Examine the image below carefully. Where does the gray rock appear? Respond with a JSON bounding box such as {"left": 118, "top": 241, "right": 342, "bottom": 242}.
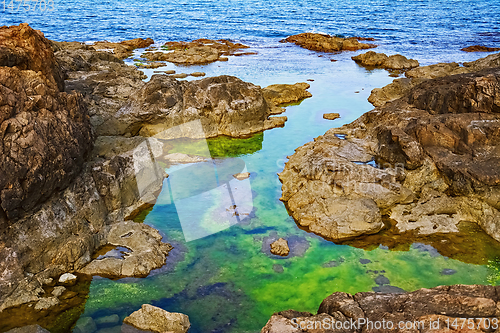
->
{"left": 51, "top": 286, "right": 66, "bottom": 297}
{"left": 95, "top": 314, "right": 120, "bottom": 326}
{"left": 441, "top": 269, "right": 457, "bottom": 275}
{"left": 374, "top": 275, "right": 390, "bottom": 286}
{"left": 5, "top": 325, "right": 50, "bottom": 333}
{"left": 34, "top": 297, "right": 59, "bottom": 310}
{"left": 73, "top": 317, "right": 97, "bottom": 333}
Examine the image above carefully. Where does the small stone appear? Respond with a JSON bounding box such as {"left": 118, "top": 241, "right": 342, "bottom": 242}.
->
{"left": 233, "top": 172, "right": 250, "bottom": 180}
{"left": 219, "top": 57, "right": 229, "bottom": 61}
{"left": 374, "top": 275, "right": 390, "bottom": 286}
{"left": 164, "top": 70, "right": 176, "bottom": 74}
{"left": 323, "top": 113, "right": 340, "bottom": 120}
{"left": 123, "top": 304, "right": 190, "bottom": 333}
{"left": 190, "top": 72, "right": 205, "bottom": 77}
{"left": 51, "top": 286, "right": 66, "bottom": 298}
{"left": 95, "top": 314, "right": 120, "bottom": 326}
{"left": 359, "top": 258, "right": 371, "bottom": 264}
{"left": 58, "top": 273, "right": 77, "bottom": 286}
{"left": 270, "top": 238, "right": 290, "bottom": 256}
{"left": 171, "top": 73, "right": 188, "bottom": 79}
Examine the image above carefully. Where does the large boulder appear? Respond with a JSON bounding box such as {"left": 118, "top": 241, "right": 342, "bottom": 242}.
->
{"left": 0, "top": 24, "right": 93, "bottom": 222}
{"left": 97, "top": 75, "right": 288, "bottom": 138}
{"left": 280, "top": 66, "right": 500, "bottom": 242}
{"left": 282, "top": 33, "right": 376, "bottom": 52}
{"left": 124, "top": 304, "right": 190, "bottom": 333}
{"left": 352, "top": 51, "right": 419, "bottom": 70}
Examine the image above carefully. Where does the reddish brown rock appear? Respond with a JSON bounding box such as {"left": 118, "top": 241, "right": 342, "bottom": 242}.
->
{"left": 282, "top": 33, "right": 377, "bottom": 52}
{"left": 461, "top": 45, "right": 500, "bottom": 52}
{"left": 352, "top": 51, "right": 419, "bottom": 70}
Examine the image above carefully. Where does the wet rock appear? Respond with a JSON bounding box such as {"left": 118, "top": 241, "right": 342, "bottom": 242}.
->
{"left": 461, "top": 45, "right": 500, "bottom": 52}
{"left": 190, "top": 72, "right": 206, "bottom": 77}
{"left": 372, "top": 285, "right": 406, "bottom": 293}
{"left": 142, "top": 39, "right": 250, "bottom": 65}
{"left": 282, "top": 33, "right": 376, "bottom": 52}
{"left": 233, "top": 172, "right": 250, "bottom": 180}
{"left": 374, "top": 275, "right": 390, "bottom": 286}
{"left": 368, "top": 77, "right": 425, "bottom": 107}
{"left": 5, "top": 325, "right": 50, "bottom": 333}
{"left": 352, "top": 51, "right": 419, "bottom": 70}
{"left": 270, "top": 238, "right": 290, "bottom": 256}
{"left": 171, "top": 73, "right": 188, "bottom": 79}
{"left": 359, "top": 259, "right": 371, "bottom": 264}
{"left": 323, "top": 113, "right": 340, "bottom": 120}
{"left": 58, "top": 273, "right": 77, "bottom": 286}
{"left": 136, "top": 62, "right": 166, "bottom": 69}
{"left": 91, "top": 38, "right": 154, "bottom": 59}
{"left": 78, "top": 221, "right": 172, "bottom": 278}
{"left": 123, "top": 304, "right": 190, "bottom": 333}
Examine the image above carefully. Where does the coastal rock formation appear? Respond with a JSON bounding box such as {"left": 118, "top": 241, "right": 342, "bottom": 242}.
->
{"left": 279, "top": 65, "right": 500, "bottom": 242}
{"left": 91, "top": 38, "right": 154, "bottom": 59}
{"left": 142, "top": 38, "right": 252, "bottom": 65}
{"left": 124, "top": 304, "right": 190, "bottom": 333}
{"left": 461, "top": 45, "right": 500, "bottom": 52}
{"left": 98, "top": 74, "right": 287, "bottom": 138}
{"left": 262, "top": 285, "right": 500, "bottom": 333}
{"left": 368, "top": 52, "right": 500, "bottom": 107}
{"left": 282, "top": 33, "right": 376, "bottom": 52}
{"left": 352, "top": 51, "right": 419, "bottom": 70}
{"left": 270, "top": 238, "right": 290, "bottom": 256}
{"left": 262, "top": 83, "right": 312, "bottom": 106}
{"left": 78, "top": 221, "right": 173, "bottom": 278}
{"left": 0, "top": 24, "right": 93, "bottom": 222}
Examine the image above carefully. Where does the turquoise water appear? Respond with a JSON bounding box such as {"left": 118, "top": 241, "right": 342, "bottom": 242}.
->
{"left": 4, "top": 1, "right": 500, "bottom": 332}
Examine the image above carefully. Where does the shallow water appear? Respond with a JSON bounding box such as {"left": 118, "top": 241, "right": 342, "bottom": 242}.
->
{"left": 4, "top": 1, "right": 500, "bottom": 332}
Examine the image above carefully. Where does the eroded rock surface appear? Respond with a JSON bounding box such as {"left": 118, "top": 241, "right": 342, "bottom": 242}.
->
{"left": 280, "top": 65, "right": 500, "bottom": 242}
{"left": 78, "top": 221, "right": 172, "bottom": 278}
{"left": 369, "top": 52, "right": 500, "bottom": 107}
{"left": 262, "top": 285, "right": 500, "bottom": 333}
{"left": 270, "top": 238, "right": 290, "bottom": 256}
{"left": 352, "top": 51, "right": 419, "bottom": 70}
{"left": 91, "top": 38, "right": 154, "bottom": 59}
{"left": 282, "top": 33, "right": 376, "bottom": 52}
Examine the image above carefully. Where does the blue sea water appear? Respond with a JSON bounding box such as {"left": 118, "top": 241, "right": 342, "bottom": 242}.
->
{"left": 3, "top": 1, "right": 500, "bottom": 333}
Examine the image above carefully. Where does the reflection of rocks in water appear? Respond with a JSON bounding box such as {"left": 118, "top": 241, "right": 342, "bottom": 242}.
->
{"left": 262, "top": 231, "right": 310, "bottom": 258}
{"left": 441, "top": 269, "right": 457, "bottom": 276}
{"left": 339, "top": 220, "right": 500, "bottom": 265}
{"left": 0, "top": 275, "right": 92, "bottom": 333}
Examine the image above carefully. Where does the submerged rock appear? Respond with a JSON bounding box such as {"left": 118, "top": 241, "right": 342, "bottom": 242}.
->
{"left": 233, "top": 172, "right": 251, "bottom": 180}
{"left": 352, "top": 51, "right": 419, "bottom": 70}
{"left": 270, "top": 238, "right": 290, "bottom": 256}
{"left": 5, "top": 325, "right": 50, "bottom": 333}
{"left": 123, "top": 304, "right": 190, "bottom": 333}
{"left": 262, "top": 285, "right": 499, "bottom": 332}
{"left": 282, "top": 33, "right": 376, "bottom": 52}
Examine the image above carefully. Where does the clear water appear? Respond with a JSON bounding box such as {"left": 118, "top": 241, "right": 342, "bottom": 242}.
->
{"left": 4, "top": 1, "right": 500, "bottom": 332}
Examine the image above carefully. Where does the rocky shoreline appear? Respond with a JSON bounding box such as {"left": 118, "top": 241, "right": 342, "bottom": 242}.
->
{"left": 2, "top": 22, "right": 500, "bottom": 333}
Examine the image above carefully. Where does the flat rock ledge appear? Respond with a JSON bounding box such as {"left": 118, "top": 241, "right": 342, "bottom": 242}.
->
{"left": 352, "top": 51, "right": 419, "bottom": 70}
{"left": 124, "top": 304, "right": 190, "bottom": 333}
{"left": 282, "top": 33, "right": 377, "bottom": 52}
{"left": 261, "top": 284, "right": 500, "bottom": 333}
{"left": 78, "top": 221, "right": 173, "bottom": 278}
{"left": 279, "top": 65, "right": 500, "bottom": 242}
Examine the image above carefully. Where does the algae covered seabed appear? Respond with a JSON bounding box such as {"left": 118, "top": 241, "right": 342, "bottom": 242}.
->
{"left": 78, "top": 47, "right": 500, "bottom": 333}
